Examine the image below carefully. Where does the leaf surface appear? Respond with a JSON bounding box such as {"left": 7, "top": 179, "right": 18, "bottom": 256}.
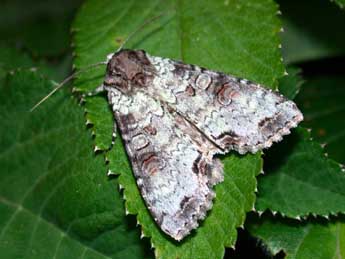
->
{"left": 247, "top": 215, "right": 345, "bottom": 259}
{"left": 256, "top": 127, "right": 345, "bottom": 218}
{"left": 333, "top": 0, "right": 345, "bottom": 9}
{"left": 249, "top": 72, "right": 345, "bottom": 258}
{"left": 296, "top": 76, "right": 345, "bottom": 164}
{"left": 0, "top": 70, "right": 152, "bottom": 259}
{"left": 279, "top": 0, "right": 345, "bottom": 64}
{"left": 279, "top": 66, "right": 303, "bottom": 100}
{"left": 0, "top": 0, "right": 82, "bottom": 57}
{"left": 255, "top": 66, "right": 345, "bottom": 218}
{"left": 0, "top": 44, "right": 72, "bottom": 82}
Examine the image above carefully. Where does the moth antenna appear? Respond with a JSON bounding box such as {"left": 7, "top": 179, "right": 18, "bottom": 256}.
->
{"left": 30, "top": 61, "right": 107, "bottom": 112}
{"left": 31, "top": 13, "right": 165, "bottom": 112}
{"left": 117, "top": 12, "right": 165, "bottom": 52}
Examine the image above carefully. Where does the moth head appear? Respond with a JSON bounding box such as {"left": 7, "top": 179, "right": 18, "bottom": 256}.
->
{"left": 104, "top": 49, "right": 154, "bottom": 94}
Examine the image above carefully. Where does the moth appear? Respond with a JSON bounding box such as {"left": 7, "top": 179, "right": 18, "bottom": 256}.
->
{"left": 91, "top": 49, "right": 302, "bottom": 241}
{"left": 32, "top": 19, "right": 303, "bottom": 242}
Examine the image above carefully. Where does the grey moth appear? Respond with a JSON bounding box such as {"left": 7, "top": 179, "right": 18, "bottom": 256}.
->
{"left": 32, "top": 46, "right": 303, "bottom": 241}
{"left": 91, "top": 49, "right": 304, "bottom": 241}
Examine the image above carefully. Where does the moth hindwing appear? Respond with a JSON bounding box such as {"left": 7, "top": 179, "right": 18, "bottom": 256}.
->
{"left": 98, "top": 49, "right": 303, "bottom": 241}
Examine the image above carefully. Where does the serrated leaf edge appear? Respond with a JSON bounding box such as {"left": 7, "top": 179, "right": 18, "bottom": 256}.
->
{"left": 256, "top": 127, "right": 345, "bottom": 220}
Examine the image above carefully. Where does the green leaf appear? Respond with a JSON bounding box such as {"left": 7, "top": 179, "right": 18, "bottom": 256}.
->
{"left": 0, "top": 0, "right": 82, "bottom": 57}
{"left": 73, "top": 0, "right": 285, "bottom": 92}
{"left": 278, "top": 66, "right": 303, "bottom": 100}
{"left": 279, "top": 0, "right": 345, "bottom": 64}
{"left": 0, "top": 70, "right": 152, "bottom": 259}
{"left": 255, "top": 127, "right": 345, "bottom": 218}
{"left": 0, "top": 45, "right": 34, "bottom": 71}
{"left": 332, "top": 0, "right": 345, "bottom": 9}
{"left": 84, "top": 96, "right": 114, "bottom": 151}
{"left": 296, "top": 76, "right": 345, "bottom": 164}
{"left": 247, "top": 215, "right": 345, "bottom": 259}
{"left": 73, "top": 0, "right": 285, "bottom": 257}
{"left": 0, "top": 44, "right": 72, "bottom": 82}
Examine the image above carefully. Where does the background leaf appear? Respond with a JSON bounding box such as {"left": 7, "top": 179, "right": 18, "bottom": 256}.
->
{"left": 278, "top": 0, "right": 345, "bottom": 64}
{"left": 73, "top": 0, "right": 285, "bottom": 258}
{"left": 247, "top": 214, "right": 345, "bottom": 259}
{"left": 278, "top": 66, "right": 303, "bottom": 100}
{"left": 255, "top": 127, "right": 345, "bottom": 218}
{"left": 332, "top": 0, "right": 345, "bottom": 9}
{"left": 0, "top": 69, "right": 152, "bottom": 259}
{"left": 255, "top": 67, "right": 345, "bottom": 218}
{"left": 246, "top": 217, "right": 345, "bottom": 259}
{"left": 0, "top": 44, "right": 72, "bottom": 82}
{"left": 296, "top": 76, "right": 345, "bottom": 164}
{"left": 0, "top": 0, "right": 82, "bottom": 58}
{"left": 247, "top": 69, "right": 345, "bottom": 258}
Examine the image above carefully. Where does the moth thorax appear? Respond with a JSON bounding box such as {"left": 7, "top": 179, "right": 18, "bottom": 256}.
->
{"left": 104, "top": 49, "right": 154, "bottom": 94}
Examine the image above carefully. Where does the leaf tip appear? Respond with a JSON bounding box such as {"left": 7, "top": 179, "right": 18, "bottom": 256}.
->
{"left": 323, "top": 215, "right": 330, "bottom": 220}
{"left": 107, "top": 169, "right": 116, "bottom": 176}
{"left": 85, "top": 118, "right": 92, "bottom": 125}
